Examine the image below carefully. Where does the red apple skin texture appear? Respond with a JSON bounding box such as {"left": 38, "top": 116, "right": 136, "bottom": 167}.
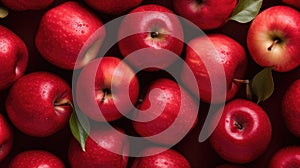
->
{"left": 0, "top": 114, "right": 13, "bottom": 162}
{"left": 182, "top": 34, "right": 247, "bottom": 103}
{"left": 76, "top": 57, "right": 140, "bottom": 121}
{"left": 247, "top": 6, "right": 300, "bottom": 72}
{"left": 173, "top": 0, "right": 237, "bottom": 30}
{"left": 132, "top": 147, "right": 191, "bottom": 168}
{"left": 35, "top": 1, "right": 105, "bottom": 70}
{"left": 118, "top": 4, "right": 184, "bottom": 70}
{"left": 282, "top": 0, "right": 300, "bottom": 9}
{"left": 269, "top": 146, "right": 300, "bottom": 168}
{"left": 1, "top": 0, "right": 54, "bottom": 11}
{"left": 8, "top": 150, "right": 65, "bottom": 168}
{"left": 5, "top": 72, "right": 72, "bottom": 137}
{"left": 84, "top": 0, "right": 142, "bottom": 15}
{"left": 68, "top": 127, "right": 129, "bottom": 168}
{"left": 282, "top": 79, "right": 300, "bottom": 137}
{"left": 0, "top": 25, "right": 28, "bottom": 90}
{"left": 209, "top": 99, "right": 272, "bottom": 164}
{"left": 133, "top": 78, "right": 198, "bottom": 145}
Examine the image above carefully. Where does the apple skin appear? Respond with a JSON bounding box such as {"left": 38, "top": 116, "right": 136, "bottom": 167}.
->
{"left": 8, "top": 150, "right": 65, "bottom": 168}
{"left": 1, "top": 0, "right": 53, "bottom": 11}
{"left": 173, "top": 0, "right": 237, "bottom": 30}
{"left": 269, "top": 146, "right": 300, "bottom": 168}
{"left": 131, "top": 147, "right": 191, "bottom": 168}
{"left": 209, "top": 99, "right": 272, "bottom": 164}
{"left": 0, "top": 114, "right": 13, "bottom": 162}
{"left": 118, "top": 4, "right": 184, "bottom": 71}
{"left": 133, "top": 78, "right": 198, "bottom": 145}
{"left": 84, "top": 0, "right": 142, "bottom": 15}
{"left": 181, "top": 34, "right": 247, "bottom": 104}
{"left": 0, "top": 25, "right": 28, "bottom": 90}
{"left": 282, "top": 0, "right": 300, "bottom": 9}
{"left": 5, "top": 72, "right": 72, "bottom": 137}
{"left": 247, "top": 6, "right": 300, "bottom": 72}
{"left": 68, "top": 126, "right": 129, "bottom": 168}
{"left": 35, "top": 1, "right": 105, "bottom": 70}
{"left": 76, "top": 56, "right": 140, "bottom": 121}
{"left": 282, "top": 79, "right": 300, "bottom": 137}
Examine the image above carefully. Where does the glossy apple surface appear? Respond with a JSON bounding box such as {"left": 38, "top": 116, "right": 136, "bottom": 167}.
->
{"left": 282, "top": 79, "right": 300, "bottom": 137}
{"left": 35, "top": 1, "right": 105, "bottom": 70}
{"left": 84, "top": 0, "right": 142, "bottom": 15}
{"left": 247, "top": 6, "right": 300, "bottom": 72}
{"left": 182, "top": 34, "right": 247, "bottom": 103}
{"left": 68, "top": 126, "right": 129, "bottom": 168}
{"left": 9, "top": 150, "right": 65, "bottom": 168}
{"left": 0, "top": 25, "right": 28, "bottom": 90}
{"left": 118, "top": 4, "right": 184, "bottom": 71}
{"left": 132, "top": 147, "right": 191, "bottom": 168}
{"left": 6, "top": 72, "right": 72, "bottom": 137}
{"left": 269, "top": 146, "right": 300, "bottom": 168}
{"left": 1, "top": 0, "right": 53, "bottom": 11}
{"left": 210, "top": 99, "right": 272, "bottom": 164}
{"left": 173, "top": 0, "right": 237, "bottom": 30}
{"left": 133, "top": 78, "right": 198, "bottom": 145}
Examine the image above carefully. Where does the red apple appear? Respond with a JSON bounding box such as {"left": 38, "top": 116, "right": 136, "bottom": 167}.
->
{"left": 0, "top": 25, "right": 28, "bottom": 90}
{"left": 133, "top": 78, "right": 198, "bottom": 145}
{"left": 1, "top": 0, "right": 53, "bottom": 11}
{"left": 76, "top": 56, "right": 139, "bottom": 121}
{"left": 247, "top": 6, "right": 300, "bottom": 72}
{"left": 35, "top": 1, "right": 105, "bottom": 70}
{"left": 118, "top": 4, "right": 184, "bottom": 71}
{"left": 209, "top": 99, "right": 272, "bottom": 164}
{"left": 9, "top": 150, "right": 65, "bottom": 168}
{"left": 68, "top": 126, "right": 129, "bottom": 168}
{"left": 132, "top": 147, "right": 191, "bottom": 168}
{"left": 6, "top": 72, "right": 72, "bottom": 137}
{"left": 282, "top": 79, "right": 300, "bottom": 137}
{"left": 173, "top": 0, "right": 237, "bottom": 30}
{"left": 282, "top": 0, "right": 300, "bottom": 9}
{"left": 84, "top": 0, "right": 142, "bottom": 15}
{"left": 181, "top": 34, "right": 247, "bottom": 104}
{"left": 269, "top": 146, "right": 300, "bottom": 168}
{"left": 0, "top": 114, "right": 13, "bottom": 162}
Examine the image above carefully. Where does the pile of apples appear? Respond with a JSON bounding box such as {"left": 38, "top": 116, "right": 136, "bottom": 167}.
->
{"left": 1, "top": 0, "right": 300, "bottom": 167}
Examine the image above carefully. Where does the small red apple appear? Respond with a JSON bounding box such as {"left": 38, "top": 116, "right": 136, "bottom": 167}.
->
{"left": 182, "top": 34, "right": 247, "bottom": 104}
{"left": 132, "top": 147, "right": 191, "bottom": 168}
{"left": 133, "top": 78, "right": 198, "bottom": 145}
{"left": 118, "top": 4, "right": 184, "bottom": 71}
{"left": 173, "top": 0, "right": 237, "bottom": 30}
{"left": 247, "top": 6, "right": 300, "bottom": 72}
{"left": 282, "top": 79, "right": 300, "bottom": 137}
{"left": 209, "top": 99, "right": 272, "bottom": 164}
{"left": 35, "top": 1, "right": 105, "bottom": 70}
{"left": 76, "top": 56, "right": 140, "bottom": 122}
{"left": 6, "top": 72, "right": 72, "bottom": 137}
{"left": 282, "top": 0, "right": 300, "bottom": 9}
{"left": 0, "top": 25, "right": 28, "bottom": 90}
{"left": 269, "top": 146, "right": 300, "bottom": 168}
{"left": 1, "top": 0, "right": 53, "bottom": 11}
{"left": 84, "top": 0, "right": 142, "bottom": 15}
{"left": 0, "top": 114, "right": 13, "bottom": 162}
{"left": 9, "top": 150, "right": 65, "bottom": 168}
{"left": 68, "top": 126, "right": 129, "bottom": 168}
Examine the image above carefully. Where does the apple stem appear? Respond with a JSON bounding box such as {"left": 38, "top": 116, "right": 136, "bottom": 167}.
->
{"left": 150, "top": 32, "right": 160, "bottom": 38}
{"left": 234, "top": 122, "right": 243, "bottom": 130}
{"left": 267, "top": 39, "right": 279, "bottom": 51}
{"left": 233, "top": 78, "right": 249, "bottom": 84}
{"left": 101, "top": 89, "right": 111, "bottom": 103}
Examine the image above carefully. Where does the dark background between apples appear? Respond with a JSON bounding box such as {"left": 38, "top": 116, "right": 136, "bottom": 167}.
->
{"left": 0, "top": 0, "right": 299, "bottom": 167}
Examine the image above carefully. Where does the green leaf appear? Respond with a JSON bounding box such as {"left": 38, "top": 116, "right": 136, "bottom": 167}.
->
{"left": 250, "top": 67, "right": 274, "bottom": 103}
{"left": 69, "top": 112, "right": 90, "bottom": 152}
{"left": 0, "top": 7, "right": 8, "bottom": 19}
{"left": 230, "top": 0, "right": 263, "bottom": 23}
